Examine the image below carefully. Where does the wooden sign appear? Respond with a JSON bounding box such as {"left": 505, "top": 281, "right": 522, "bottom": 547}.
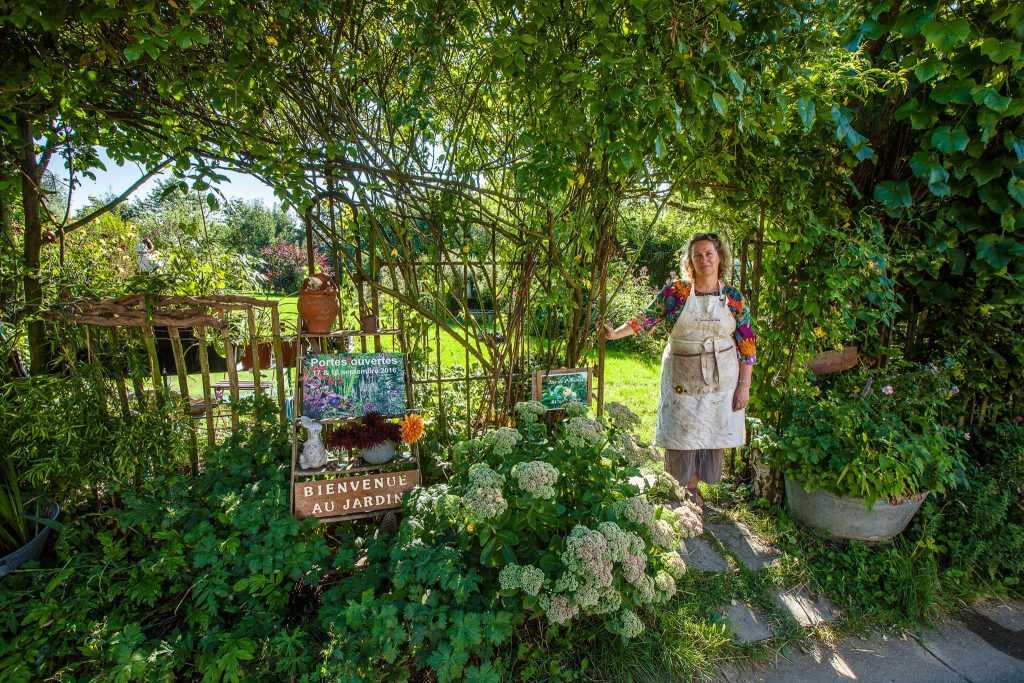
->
{"left": 293, "top": 468, "right": 420, "bottom": 519}
{"left": 532, "top": 367, "right": 592, "bottom": 410}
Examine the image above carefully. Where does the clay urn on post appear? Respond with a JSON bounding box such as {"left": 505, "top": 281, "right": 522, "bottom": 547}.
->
{"left": 298, "top": 273, "right": 339, "bottom": 334}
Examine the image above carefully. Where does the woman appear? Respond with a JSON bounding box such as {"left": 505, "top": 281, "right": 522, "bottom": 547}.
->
{"left": 604, "top": 233, "right": 756, "bottom": 509}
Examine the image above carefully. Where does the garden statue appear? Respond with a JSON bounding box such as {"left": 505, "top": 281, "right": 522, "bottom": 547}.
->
{"left": 299, "top": 416, "right": 327, "bottom": 469}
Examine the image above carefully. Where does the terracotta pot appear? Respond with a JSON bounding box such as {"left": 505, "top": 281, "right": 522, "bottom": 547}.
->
{"left": 807, "top": 345, "right": 859, "bottom": 376}
{"left": 299, "top": 289, "right": 339, "bottom": 334}
{"left": 280, "top": 340, "right": 298, "bottom": 368}
{"left": 240, "top": 341, "right": 273, "bottom": 370}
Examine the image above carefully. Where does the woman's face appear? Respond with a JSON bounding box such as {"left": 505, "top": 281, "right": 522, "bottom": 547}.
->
{"left": 689, "top": 239, "right": 720, "bottom": 279}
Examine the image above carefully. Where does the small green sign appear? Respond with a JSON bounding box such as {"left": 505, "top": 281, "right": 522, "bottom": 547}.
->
{"left": 303, "top": 353, "right": 406, "bottom": 419}
{"left": 535, "top": 369, "right": 591, "bottom": 410}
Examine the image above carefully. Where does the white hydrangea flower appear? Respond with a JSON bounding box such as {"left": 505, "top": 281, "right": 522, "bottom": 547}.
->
{"left": 463, "top": 463, "right": 507, "bottom": 522}
{"left": 510, "top": 460, "right": 559, "bottom": 499}
{"left": 655, "top": 570, "right": 677, "bottom": 602}
{"left": 514, "top": 400, "right": 547, "bottom": 425}
{"left": 499, "top": 563, "right": 545, "bottom": 596}
{"left": 621, "top": 553, "right": 647, "bottom": 586}
{"left": 623, "top": 495, "right": 654, "bottom": 526}
{"left": 597, "top": 521, "right": 630, "bottom": 562}
{"left": 664, "top": 551, "right": 687, "bottom": 579}
{"left": 564, "top": 416, "right": 604, "bottom": 449}
{"left": 562, "top": 400, "right": 588, "bottom": 417}
{"left": 604, "top": 401, "right": 640, "bottom": 432}
{"left": 648, "top": 518, "right": 676, "bottom": 549}
{"left": 673, "top": 501, "right": 704, "bottom": 538}
{"left": 617, "top": 609, "right": 645, "bottom": 639}
{"left": 481, "top": 426, "right": 523, "bottom": 457}
{"left": 541, "top": 594, "right": 578, "bottom": 625}
{"left": 563, "top": 525, "right": 613, "bottom": 586}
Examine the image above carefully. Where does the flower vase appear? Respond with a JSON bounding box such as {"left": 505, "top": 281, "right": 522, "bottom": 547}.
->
{"left": 360, "top": 440, "right": 397, "bottom": 465}
{"left": 299, "top": 417, "right": 327, "bottom": 469}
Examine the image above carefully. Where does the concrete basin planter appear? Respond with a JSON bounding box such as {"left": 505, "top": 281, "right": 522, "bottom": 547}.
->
{"left": 785, "top": 475, "right": 926, "bottom": 542}
{"left": 360, "top": 439, "right": 397, "bottom": 465}
{"left": 0, "top": 503, "right": 60, "bottom": 579}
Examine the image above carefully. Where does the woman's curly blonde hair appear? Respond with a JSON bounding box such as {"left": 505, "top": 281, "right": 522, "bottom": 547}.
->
{"left": 679, "top": 232, "right": 731, "bottom": 282}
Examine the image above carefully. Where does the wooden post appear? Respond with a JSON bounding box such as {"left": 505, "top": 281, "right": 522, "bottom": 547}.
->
{"left": 196, "top": 324, "right": 215, "bottom": 447}
{"left": 222, "top": 325, "right": 241, "bottom": 432}
{"left": 271, "top": 305, "right": 287, "bottom": 425}
{"left": 247, "top": 307, "right": 263, "bottom": 401}
{"left": 168, "top": 326, "right": 200, "bottom": 475}
{"left": 107, "top": 327, "right": 131, "bottom": 420}
{"left": 141, "top": 323, "right": 164, "bottom": 408}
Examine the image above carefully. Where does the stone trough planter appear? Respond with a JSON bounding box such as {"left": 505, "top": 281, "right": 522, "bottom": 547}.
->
{"left": 785, "top": 475, "right": 926, "bottom": 542}
{"left": 0, "top": 503, "right": 60, "bottom": 579}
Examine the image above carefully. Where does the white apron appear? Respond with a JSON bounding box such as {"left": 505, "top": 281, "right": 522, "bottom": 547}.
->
{"left": 654, "top": 283, "right": 745, "bottom": 450}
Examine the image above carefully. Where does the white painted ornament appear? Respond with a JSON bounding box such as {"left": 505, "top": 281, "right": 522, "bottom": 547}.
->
{"left": 299, "top": 416, "right": 327, "bottom": 469}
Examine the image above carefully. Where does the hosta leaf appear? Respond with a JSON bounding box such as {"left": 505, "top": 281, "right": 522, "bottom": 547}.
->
{"left": 979, "top": 38, "right": 1021, "bottom": 63}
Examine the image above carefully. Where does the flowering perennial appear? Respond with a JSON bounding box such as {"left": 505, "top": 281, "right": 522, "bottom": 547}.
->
{"left": 673, "top": 500, "right": 704, "bottom": 538}
{"left": 562, "top": 400, "right": 589, "bottom": 418}
{"left": 622, "top": 495, "right": 654, "bottom": 526}
{"left": 481, "top": 427, "right": 523, "bottom": 457}
{"left": 514, "top": 400, "right": 547, "bottom": 425}
{"left": 648, "top": 518, "right": 676, "bottom": 549}
{"left": 510, "top": 460, "right": 559, "bottom": 499}
{"left": 565, "top": 416, "right": 605, "bottom": 449}
{"left": 663, "top": 551, "right": 687, "bottom": 579}
{"left": 604, "top": 401, "right": 641, "bottom": 432}
{"left": 463, "top": 463, "right": 507, "bottom": 522}
{"left": 563, "top": 525, "right": 614, "bottom": 587}
{"left": 499, "top": 563, "right": 545, "bottom": 596}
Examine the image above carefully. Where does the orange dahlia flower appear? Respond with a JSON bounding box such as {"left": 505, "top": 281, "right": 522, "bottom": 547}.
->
{"left": 738, "top": 338, "right": 756, "bottom": 357}
{"left": 400, "top": 413, "right": 426, "bottom": 444}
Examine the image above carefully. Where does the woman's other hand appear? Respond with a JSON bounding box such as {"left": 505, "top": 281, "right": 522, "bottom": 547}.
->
{"left": 601, "top": 321, "right": 617, "bottom": 340}
{"left": 732, "top": 384, "right": 750, "bottom": 411}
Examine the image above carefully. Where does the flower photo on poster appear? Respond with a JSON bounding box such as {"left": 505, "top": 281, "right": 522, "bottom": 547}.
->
{"left": 303, "top": 353, "right": 407, "bottom": 419}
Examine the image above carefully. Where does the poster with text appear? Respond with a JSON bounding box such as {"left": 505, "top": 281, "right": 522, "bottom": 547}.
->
{"left": 533, "top": 368, "right": 592, "bottom": 410}
{"left": 303, "top": 353, "right": 407, "bottom": 419}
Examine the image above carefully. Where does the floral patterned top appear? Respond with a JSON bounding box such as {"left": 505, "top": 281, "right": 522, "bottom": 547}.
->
{"left": 628, "top": 279, "right": 757, "bottom": 366}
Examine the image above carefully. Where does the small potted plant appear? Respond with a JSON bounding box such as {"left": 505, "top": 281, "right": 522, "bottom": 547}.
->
{"left": 768, "top": 362, "right": 966, "bottom": 541}
{"left": 326, "top": 412, "right": 425, "bottom": 464}
{"left": 298, "top": 273, "right": 339, "bottom": 334}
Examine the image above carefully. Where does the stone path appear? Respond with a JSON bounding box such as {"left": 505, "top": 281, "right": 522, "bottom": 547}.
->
{"left": 686, "top": 512, "right": 1024, "bottom": 683}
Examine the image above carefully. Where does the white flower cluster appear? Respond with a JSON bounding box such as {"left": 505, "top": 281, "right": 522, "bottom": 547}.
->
{"left": 510, "top": 460, "right": 559, "bottom": 499}
{"left": 563, "top": 525, "right": 613, "bottom": 586}
{"left": 463, "top": 463, "right": 507, "bottom": 522}
{"left": 615, "top": 433, "right": 660, "bottom": 467}
{"left": 615, "top": 608, "right": 645, "bottom": 639}
{"left": 514, "top": 400, "right": 547, "bottom": 425}
{"left": 673, "top": 500, "right": 704, "bottom": 538}
{"left": 653, "top": 468, "right": 688, "bottom": 500}
{"left": 410, "top": 484, "right": 457, "bottom": 516}
{"left": 597, "top": 521, "right": 643, "bottom": 562}
{"left": 562, "top": 400, "right": 589, "bottom": 417}
{"left": 604, "top": 401, "right": 640, "bottom": 432}
{"left": 539, "top": 593, "right": 578, "bottom": 625}
{"left": 623, "top": 495, "right": 654, "bottom": 526}
{"left": 663, "top": 551, "right": 687, "bottom": 579}
{"left": 654, "top": 570, "right": 677, "bottom": 602}
{"left": 649, "top": 518, "right": 676, "bottom": 549}
{"left": 499, "top": 563, "right": 545, "bottom": 596}
{"left": 481, "top": 426, "right": 522, "bottom": 457}
{"left": 564, "top": 416, "right": 605, "bottom": 449}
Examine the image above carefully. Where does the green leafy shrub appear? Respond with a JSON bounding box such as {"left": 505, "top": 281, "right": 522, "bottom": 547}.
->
{"left": 319, "top": 400, "right": 702, "bottom": 681}
{"left": 768, "top": 362, "right": 968, "bottom": 504}
{"left": 0, "top": 398, "right": 335, "bottom": 682}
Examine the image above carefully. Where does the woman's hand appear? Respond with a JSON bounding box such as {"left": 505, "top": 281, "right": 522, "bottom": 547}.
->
{"left": 601, "top": 321, "right": 617, "bottom": 340}
{"left": 732, "top": 384, "right": 750, "bottom": 411}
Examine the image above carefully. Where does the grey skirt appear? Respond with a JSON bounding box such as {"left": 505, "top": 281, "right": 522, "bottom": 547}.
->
{"left": 665, "top": 448, "right": 723, "bottom": 485}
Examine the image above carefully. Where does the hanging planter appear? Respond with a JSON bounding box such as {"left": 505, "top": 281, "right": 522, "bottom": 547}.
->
{"left": 240, "top": 341, "right": 274, "bottom": 370}
{"left": 298, "top": 273, "right": 339, "bottom": 334}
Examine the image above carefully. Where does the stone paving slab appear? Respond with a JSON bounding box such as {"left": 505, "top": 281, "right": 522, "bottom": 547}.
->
{"left": 680, "top": 536, "right": 729, "bottom": 572}
{"left": 706, "top": 519, "right": 781, "bottom": 571}
{"left": 971, "top": 599, "right": 1024, "bottom": 632}
{"left": 721, "top": 634, "right": 966, "bottom": 682}
{"left": 916, "top": 616, "right": 1024, "bottom": 683}
{"left": 723, "top": 601, "right": 773, "bottom": 643}
{"left": 771, "top": 587, "right": 840, "bottom": 627}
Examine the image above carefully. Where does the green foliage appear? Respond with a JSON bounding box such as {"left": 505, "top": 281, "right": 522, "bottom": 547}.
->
{"left": 768, "top": 362, "right": 967, "bottom": 504}
{"left": 0, "top": 399, "right": 334, "bottom": 682}
{"left": 0, "top": 455, "right": 29, "bottom": 555}
{"left": 1, "top": 365, "right": 192, "bottom": 508}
